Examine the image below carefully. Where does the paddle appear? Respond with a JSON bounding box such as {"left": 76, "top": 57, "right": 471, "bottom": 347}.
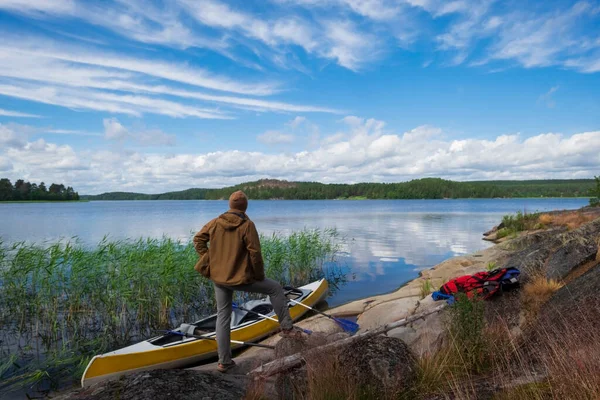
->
{"left": 286, "top": 296, "right": 359, "bottom": 334}
{"left": 232, "top": 303, "right": 313, "bottom": 335}
{"left": 161, "top": 329, "right": 275, "bottom": 349}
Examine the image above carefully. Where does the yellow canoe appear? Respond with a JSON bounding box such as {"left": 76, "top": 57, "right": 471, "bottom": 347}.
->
{"left": 81, "top": 279, "right": 329, "bottom": 387}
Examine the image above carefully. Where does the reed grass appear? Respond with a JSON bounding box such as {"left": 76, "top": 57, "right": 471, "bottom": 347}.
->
{"left": 0, "top": 229, "right": 344, "bottom": 395}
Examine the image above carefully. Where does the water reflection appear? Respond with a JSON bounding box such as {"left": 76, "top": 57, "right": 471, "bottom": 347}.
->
{"left": 0, "top": 198, "right": 589, "bottom": 306}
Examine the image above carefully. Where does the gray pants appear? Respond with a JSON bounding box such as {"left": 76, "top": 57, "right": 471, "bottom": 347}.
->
{"left": 214, "top": 278, "right": 293, "bottom": 364}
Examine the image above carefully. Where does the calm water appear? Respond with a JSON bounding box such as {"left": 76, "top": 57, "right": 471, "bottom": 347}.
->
{"left": 0, "top": 199, "right": 589, "bottom": 306}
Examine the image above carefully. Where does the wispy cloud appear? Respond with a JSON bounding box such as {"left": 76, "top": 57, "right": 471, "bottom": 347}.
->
{"left": 0, "top": 36, "right": 341, "bottom": 117}
{"left": 538, "top": 86, "right": 559, "bottom": 108}
{"left": 0, "top": 38, "right": 278, "bottom": 96}
{"left": 103, "top": 117, "right": 176, "bottom": 146}
{"left": 44, "top": 129, "right": 101, "bottom": 136}
{"left": 257, "top": 130, "right": 295, "bottom": 145}
{"left": 2, "top": 0, "right": 599, "bottom": 74}
{"left": 0, "top": 108, "right": 41, "bottom": 118}
{"left": 486, "top": 2, "right": 599, "bottom": 71}
{"left": 0, "top": 0, "right": 76, "bottom": 17}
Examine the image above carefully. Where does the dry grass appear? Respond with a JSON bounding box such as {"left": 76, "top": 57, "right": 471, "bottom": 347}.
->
{"left": 523, "top": 276, "right": 563, "bottom": 303}
{"left": 537, "top": 213, "right": 553, "bottom": 225}
{"left": 522, "top": 275, "right": 563, "bottom": 320}
{"left": 243, "top": 378, "right": 268, "bottom": 400}
{"left": 538, "top": 211, "right": 598, "bottom": 230}
{"left": 303, "top": 350, "right": 361, "bottom": 400}
{"left": 247, "top": 294, "right": 600, "bottom": 400}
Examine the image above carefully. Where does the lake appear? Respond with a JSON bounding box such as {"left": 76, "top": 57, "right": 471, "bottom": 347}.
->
{"left": 0, "top": 198, "right": 589, "bottom": 306}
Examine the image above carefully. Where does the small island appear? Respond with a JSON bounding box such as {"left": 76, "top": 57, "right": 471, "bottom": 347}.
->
{"left": 0, "top": 178, "right": 80, "bottom": 202}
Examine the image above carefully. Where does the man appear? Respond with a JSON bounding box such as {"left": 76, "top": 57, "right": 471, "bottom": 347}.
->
{"left": 193, "top": 190, "right": 300, "bottom": 372}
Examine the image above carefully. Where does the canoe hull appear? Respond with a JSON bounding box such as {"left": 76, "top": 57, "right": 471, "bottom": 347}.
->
{"left": 81, "top": 279, "right": 328, "bottom": 387}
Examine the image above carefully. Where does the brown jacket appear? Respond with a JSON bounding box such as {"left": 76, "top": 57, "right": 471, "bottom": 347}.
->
{"left": 193, "top": 209, "right": 265, "bottom": 285}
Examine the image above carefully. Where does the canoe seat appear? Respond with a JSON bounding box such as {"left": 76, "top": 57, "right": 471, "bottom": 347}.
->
{"left": 231, "top": 300, "right": 274, "bottom": 327}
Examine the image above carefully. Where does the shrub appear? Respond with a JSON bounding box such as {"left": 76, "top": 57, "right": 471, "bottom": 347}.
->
{"left": 502, "top": 210, "right": 540, "bottom": 232}
{"left": 447, "top": 293, "right": 487, "bottom": 373}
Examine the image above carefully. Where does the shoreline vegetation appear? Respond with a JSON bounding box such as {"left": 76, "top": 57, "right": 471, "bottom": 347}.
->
{"left": 81, "top": 177, "right": 596, "bottom": 201}
{"left": 0, "top": 229, "right": 345, "bottom": 396}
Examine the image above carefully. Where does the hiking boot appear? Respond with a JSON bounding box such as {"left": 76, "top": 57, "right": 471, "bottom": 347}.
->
{"left": 217, "top": 360, "right": 236, "bottom": 373}
{"left": 279, "top": 327, "right": 305, "bottom": 339}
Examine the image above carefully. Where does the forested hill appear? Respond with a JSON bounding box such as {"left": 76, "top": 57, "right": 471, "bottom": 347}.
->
{"left": 82, "top": 178, "right": 595, "bottom": 200}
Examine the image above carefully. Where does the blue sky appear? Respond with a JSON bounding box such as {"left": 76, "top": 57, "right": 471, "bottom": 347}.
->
{"left": 0, "top": 0, "right": 599, "bottom": 194}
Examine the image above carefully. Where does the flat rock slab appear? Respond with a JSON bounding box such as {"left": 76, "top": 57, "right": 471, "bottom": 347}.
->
{"left": 357, "top": 297, "right": 420, "bottom": 332}
{"left": 546, "top": 237, "right": 598, "bottom": 280}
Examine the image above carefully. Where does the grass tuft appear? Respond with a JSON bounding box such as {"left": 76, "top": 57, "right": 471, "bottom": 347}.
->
{"left": 419, "top": 279, "right": 434, "bottom": 299}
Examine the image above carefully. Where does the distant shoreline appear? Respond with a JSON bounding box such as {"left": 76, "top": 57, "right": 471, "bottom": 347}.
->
{"left": 76, "top": 197, "right": 591, "bottom": 201}
{"left": 0, "top": 200, "right": 90, "bottom": 204}
{"left": 80, "top": 178, "right": 596, "bottom": 201}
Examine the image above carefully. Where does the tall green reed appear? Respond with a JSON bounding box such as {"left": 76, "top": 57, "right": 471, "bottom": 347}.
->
{"left": 0, "top": 229, "right": 344, "bottom": 394}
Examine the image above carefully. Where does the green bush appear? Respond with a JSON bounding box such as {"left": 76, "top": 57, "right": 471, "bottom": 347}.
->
{"left": 502, "top": 210, "right": 540, "bottom": 232}
{"left": 447, "top": 293, "right": 487, "bottom": 373}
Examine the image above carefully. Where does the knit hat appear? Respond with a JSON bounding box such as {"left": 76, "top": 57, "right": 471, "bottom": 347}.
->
{"left": 229, "top": 190, "right": 248, "bottom": 212}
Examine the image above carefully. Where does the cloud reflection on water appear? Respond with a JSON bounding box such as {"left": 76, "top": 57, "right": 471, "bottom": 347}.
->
{"left": 0, "top": 198, "right": 589, "bottom": 305}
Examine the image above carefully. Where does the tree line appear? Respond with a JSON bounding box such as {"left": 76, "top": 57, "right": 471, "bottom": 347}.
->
{"left": 0, "top": 178, "right": 80, "bottom": 201}
{"left": 590, "top": 176, "right": 600, "bottom": 207}
{"left": 82, "top": 178, "right": 597, "bottom": 201}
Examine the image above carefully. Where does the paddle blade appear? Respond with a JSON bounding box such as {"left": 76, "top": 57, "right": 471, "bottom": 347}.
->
{"left": 334, "top": 317, "right": 360, "bottom": 334}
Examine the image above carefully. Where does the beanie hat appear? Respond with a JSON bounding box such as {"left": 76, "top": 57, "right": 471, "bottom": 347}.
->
{"left": 229, "top": 190, "right": 248, "bottom": 212}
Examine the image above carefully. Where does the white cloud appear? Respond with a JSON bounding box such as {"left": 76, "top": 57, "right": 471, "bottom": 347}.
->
{"left": 103, "top": 118, "right": 176, "bottom": 146}
{"left": 287, "top": 116, "right": 306, "bottom": 128}
{"left": 103, "top": 118, "right": 129, "bottom": 140}
{"left": 257, "top": 130, "right": 295, "bottom": 145}
{"left": 44, "top": 129, "right": 101, "bottom": 136}
{"left": 0, "top": 108, "right": 41, "bottom": 118}
{"left": 1, "top": 38, "right": 277, "bottom": 96}
{"left": 0, "top": 39, "right": 340, "bottom": 117}
{"left": 104, "top": 82, "right": 340, "bottom": 114}
{"left": 0, "top": 0, "right": 599, "bottom": 75}
{"left": 0, "top": 124, "right": 27, "bottom": 148}
{"left": 465, "top": 2, "right": 600, "bottom": 72}
{"left": 322, "top": 20, "right": 380, "bottom": 70}
{"left": 0, "top": 156, "right": 12, "bottom": 172}
{"left": 0, "top": 0, "right": 75, "bottom": 16}
{"left": 6, "top": 138, "right": 88, "bottom": 172}
{"left": 4, "top": 117, "right": 597, "bottom": 194}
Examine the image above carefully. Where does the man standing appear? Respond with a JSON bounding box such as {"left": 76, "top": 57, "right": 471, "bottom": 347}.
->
{"left": 193, "top": 190, "right": 300, "bottom": 372}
